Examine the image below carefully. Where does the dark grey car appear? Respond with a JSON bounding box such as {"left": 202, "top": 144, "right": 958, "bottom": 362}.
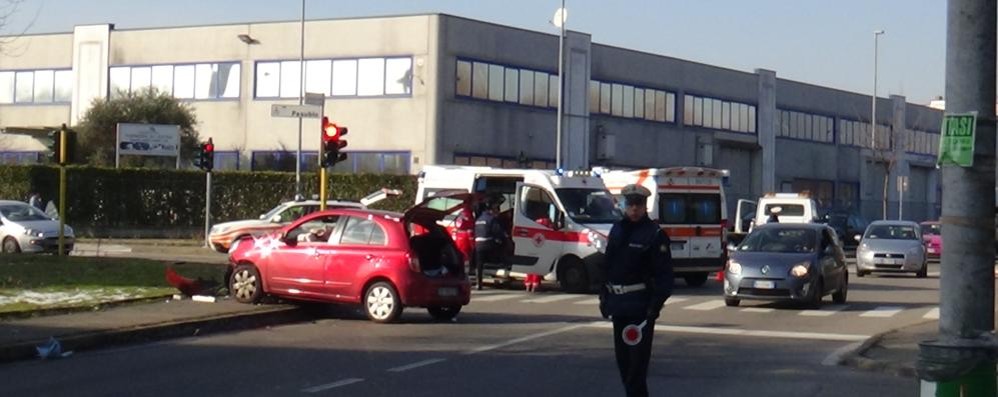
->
{"left": 723, "top": 223, "right": 848, "bottom": 308}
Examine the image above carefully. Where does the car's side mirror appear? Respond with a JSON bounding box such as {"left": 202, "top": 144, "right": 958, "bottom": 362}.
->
{"left": 282, "top": 232, "right": 298, "bottom": 247}
{"left": 259, "top": 214, "right": 267, "bottom": 220}
{"left": 854, "top": 235, "right": 862, "bottom": 242}
{"left": 726, "top": 243, "right": 738, "bottom": 252}
{"left": 554, "top": 212, "right": 566, "bottom": 230}
{"left": 271, "top": 215, "right": 282, "bottom": 223}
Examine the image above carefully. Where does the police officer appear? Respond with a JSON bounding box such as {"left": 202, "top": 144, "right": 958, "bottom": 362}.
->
{"left": 474, "top": 194, "right": 510, "bottom": 277}
{"left": 599, "top": 184, "right": 673, "bottom": 397}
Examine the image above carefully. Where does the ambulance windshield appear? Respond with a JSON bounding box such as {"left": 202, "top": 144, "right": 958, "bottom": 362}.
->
{"left": 555, "top": 189, "right": 622, "bottom": 224}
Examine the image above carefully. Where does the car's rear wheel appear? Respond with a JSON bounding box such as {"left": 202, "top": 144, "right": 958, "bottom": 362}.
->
{"left": 2, "top": 237, "right": 20, "bottom": 254}
{"left": 683, "top": 272, "right": 709, "bottom": 287}
{"left": 427, "top": 305, "right": 461, "bottom": 321}
{"left": 230, "top": 264, "right": 263, "bottom": 304}
{"left": 832, "top": 273, "right": 848, "bottom": 304}
{"left": 916, "top": 263, "right": 928, "bottom": 278}
{"left": 365, "top": 281, "right": 402, "bottom": 323}
{"left": 559, "top": 257, "right": 589, "bottom": 293}
{"left": 724, "top": 298, "right": 740, "bottom": 307}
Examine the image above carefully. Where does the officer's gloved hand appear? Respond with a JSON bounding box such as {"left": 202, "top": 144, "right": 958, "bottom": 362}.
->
{"left": 598, "top": 287, "right": 610, "bottom": 319}
{"left": 646, "top": 300, "right": 665, "bottom": 321}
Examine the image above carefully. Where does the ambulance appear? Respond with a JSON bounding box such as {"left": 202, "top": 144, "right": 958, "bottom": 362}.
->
{"left": 601, "top": 167, "right": 729, "bottom": 287}
{"left": 415, "top": 165, "right": 622, "bottom": 292}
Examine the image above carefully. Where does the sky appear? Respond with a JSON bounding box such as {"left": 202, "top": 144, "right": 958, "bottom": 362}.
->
{"left": 3, "top": 0, "right": 946, "bottom": 103}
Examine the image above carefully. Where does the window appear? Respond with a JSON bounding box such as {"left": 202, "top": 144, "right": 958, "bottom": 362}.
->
{"left": 521, "top": 186, "right": 558, "bottom": 228}
{"left": 599, "top": 82, "right": 611, "bottom": 114}
{"left": 633, "top": 88, "right": 644, "bottom": 118}
{"left": 151, "top": 65, "right": 173, "bottom": 94}
{"left": 519, "top": 70, "right": 535, "bottom": 105}
{"left": 472, "top": 61, "right": 488, "bottom": 99}
{"left": 53, "top": 70, "right": 72, "bottom": 102}
{"left": 549, "top": 74, "right": 559, "bottom": 108}
{"left": 777, "top": 109, "right": 833, "bottom": 143}
{"left": 588, "top": 81, "right": 600, "bottom": 113}
{"left": 0, "top": 72, "right": 14, "bottom": 103}
{"left": 488, "top": 64, "right": 504, "bottom": 101}
{"left": 195, "top": 64, "right": 217, "bottom": 99}
{"left": 250, "top": 151, "right": 318, "bottom": 172}
{"left": 255, "top": 62, "right": 280, "bottom": 98}
{"left": 279, "top": 61, "right": 301, "bottom": 98}
{"left": 357, "top": 58, "right": 385, "bottom": 96}
{"left": 340, "top": 217, "right": 387, "bottom": 245}
{"left": 659, "top": 195, "right": 687, "bottom": 224}
{"left": 131, "top": 67, "right": 151, "bottom": 93}
{"left": 111, "top": 62, "right": 239, "bottom": 100}
{"left": 454, "top": 153, "right": 554, "bottom": 170}
{"left": 14, "top": 72, "right": 33, "bottom": 103}
{"left": 504, "top": 68, "right": 518, "bottom": 103}
{"left": 305, "top": 60, "right": 332, "bottom": 96}
{"left": 456, "top": 60, "right": 472, "bottom": 96}
{"left": 332, "top": 59, "right": 358, "bottom": 96}
{"left": 534, "top": 71, "right": 549, "bottom": 107}
{"left": 32, "top": 70, "right": 54, "bottom": 103}
{"left": 456, "top": 59, "right": 558, "bottom": 110}
{"left": 384, "top": 57, "right": 412, "bottom": 95}
{"left": 288, "top": 215, "right": 340, "bottom": 243}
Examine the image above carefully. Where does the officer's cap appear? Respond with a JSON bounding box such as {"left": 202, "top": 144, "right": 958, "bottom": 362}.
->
{"left": 621, "top": 184, "right": 651, "bottom": 205}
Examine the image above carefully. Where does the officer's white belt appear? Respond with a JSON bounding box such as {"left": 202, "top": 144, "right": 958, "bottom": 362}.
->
{"left": 474, "top": 237, "right": 493, "bottom": 242}
{"left": 606, "top": 283, "right": 646, "bottom": 294}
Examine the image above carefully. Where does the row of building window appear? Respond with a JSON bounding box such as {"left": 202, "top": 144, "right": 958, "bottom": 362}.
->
{"left": 683, "top": 94, "right": 757, "bottom": 134}
{"left": 453, "top": 153, "right": 555, "bottom": 170}
{"left": 249, "top": 151, "right": 410, "bottom": 174}
{"left": 839, "top": 119, "right": 891, "bottom": 149}
{"left": 109, "top": 63, "right": 241, "bottom": 99}
{"left": 0, "top": 69, "right": 73, "bottom": 104}
{"left": 588, "top": 80, "right": 675, "bottom": 123}
{"left": 255, "top": 57, "right": 412, "bottom": 98}
{"left": 777, "top": 109, "right": 834, "bottom": 143}
{"left": 904, "top": 129, "right": 940, "bottom": 156}
{"left": 456, "top": 59, "right": 559, "bottom": 109}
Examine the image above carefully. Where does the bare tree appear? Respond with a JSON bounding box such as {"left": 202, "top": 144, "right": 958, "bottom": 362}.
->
{"left": 0, "top": 0, "right": 39, "bottom": 56}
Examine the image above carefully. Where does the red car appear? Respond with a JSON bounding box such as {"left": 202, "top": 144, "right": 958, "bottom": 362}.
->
{"left": 921, "top": 221, "right": 941, "bottom": 258}
{"left": 226, "top": 194, "right": 472, "bottom": 323}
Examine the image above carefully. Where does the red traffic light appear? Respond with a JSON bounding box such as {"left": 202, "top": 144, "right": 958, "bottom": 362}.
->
{"left": 322, "top": 116, "right": 348, "bottom": 142}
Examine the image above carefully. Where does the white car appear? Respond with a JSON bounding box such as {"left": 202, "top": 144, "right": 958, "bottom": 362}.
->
{"left": 855, "top": 220, "right": 927, "bottom": 278}
{"left": 0, "top": 200, "right": 74, "bottom": 254}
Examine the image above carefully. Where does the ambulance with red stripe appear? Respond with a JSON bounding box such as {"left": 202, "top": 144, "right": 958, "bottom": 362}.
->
{"left": 601, "top": 167, "right": 729, "bottom": 287}
{"left": 416, "top": 166, "right": 622, "bottom": 292}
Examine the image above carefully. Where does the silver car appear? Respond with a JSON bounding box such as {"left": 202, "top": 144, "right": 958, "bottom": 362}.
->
{"left": 0, "top": 200, "right": 74, "bottom": 254}
{"left": 855, "top": 220, "right": 927, "bottom": 278}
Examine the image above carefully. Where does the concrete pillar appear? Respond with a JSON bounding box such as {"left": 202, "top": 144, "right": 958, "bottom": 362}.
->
{"left": 71, "top": 24, "right": 112, "bottom": 126}
{"left": 561, "top": 31, "right": 591, "bottom": 170}
{"left": 755, "top": 68, "right": 777, "bottom": 193}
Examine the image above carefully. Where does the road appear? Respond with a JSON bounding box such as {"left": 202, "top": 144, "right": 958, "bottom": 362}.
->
{"left": 0, "top": 262, "right": 936, "bottom": 396}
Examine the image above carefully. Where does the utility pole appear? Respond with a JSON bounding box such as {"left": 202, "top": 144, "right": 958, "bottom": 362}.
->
{"left": 295, "top": 0, "right": 305, "bottom": 200}
{"left": 917, "top": 0, "right": 997, "bottom": 395}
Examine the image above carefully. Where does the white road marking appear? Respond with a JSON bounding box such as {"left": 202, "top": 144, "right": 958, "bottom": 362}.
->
{"left": 522, "top": 294, "right": 579, "bottom": 303}
{"left": 387, "top": 358, "right": 447, "bottom": 373}
{"left": 574, "top": 297, "right": 602, "bottom": 305}
{"left": 683, "top": 300, "right": 727, "bottom": 311}
{"left": 587, "top": 323, "right": 869, "bottom": 342}
{"left": 740, "top": 308, "right": 774, "bottom": 313}
{"left": 799, "top": 305, "right": 848, "bottom": 317}
{"left": 302, "top": 378, "right": 364, "bottom": 393}
{"left": 923, "top": 307, "right": 940, "bottom": 320}
{"left": 859, "top": 306, "right": 905, "bottom": 318}
{"left": 663, "top": 297, "right": 689, "bottom": 305}
{"left": 464, "top": 323, "right": 588, "bottom": 355}
{"left": 473, "top": 294, "right": 522, "bottom": 302}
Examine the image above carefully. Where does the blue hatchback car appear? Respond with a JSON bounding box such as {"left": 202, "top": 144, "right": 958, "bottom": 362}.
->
{"left": 723, "top": 223, "right": 848, "bottom": 309}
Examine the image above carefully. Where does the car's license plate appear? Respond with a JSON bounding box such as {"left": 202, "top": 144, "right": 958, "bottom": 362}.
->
{"left": 928, "top": 248, "right": 936, "bottom": 254}
{"left": 753, "top": 280, "right": 775, "bottom": 289}
{"left": 671, "top": 243, "right": 685, "bottom": 251}
{"left": 438, "top": 287, "right": 458, "bottom": 297}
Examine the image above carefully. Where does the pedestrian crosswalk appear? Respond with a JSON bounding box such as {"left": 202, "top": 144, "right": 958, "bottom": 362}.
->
{"left": 470, "top": 290, "right": 940, "bottom": 320}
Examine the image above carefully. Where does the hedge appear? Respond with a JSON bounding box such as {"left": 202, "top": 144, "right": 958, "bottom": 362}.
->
{"left": 0, "top": 165, "right": 417, "bottom": 234}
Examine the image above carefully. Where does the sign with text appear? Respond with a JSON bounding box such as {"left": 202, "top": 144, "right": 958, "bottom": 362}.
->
{"left": 116, "top": 123, "right": 180, "bottom": 157}
{"left": 271, "top": 104, "right": 321, "bottom": 119}
{"left": 937, "top": 112, "right": 977, "bottom": 167}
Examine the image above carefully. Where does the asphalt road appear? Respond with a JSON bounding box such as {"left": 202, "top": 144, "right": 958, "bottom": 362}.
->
{"left": 0, "top": 262, "right": 937, "bottom": 397}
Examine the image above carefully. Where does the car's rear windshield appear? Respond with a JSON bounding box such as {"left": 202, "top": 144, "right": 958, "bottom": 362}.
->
{"left": 737, "top": 227, "right": 817, "bottom": 253}
{"left": 764, "top": 204, "right": 805, "bottom": 217}
{"left": 865, "top": 225, "right": 918, "bottom": 240}
{"left": 658, "top": 194, "right": 722, "bottom": 225}
{"left": 921, "top": 224, "right": 941, "bottom": 236}
{"left": 0, "top": 204, "right": 50, "bottom": 222}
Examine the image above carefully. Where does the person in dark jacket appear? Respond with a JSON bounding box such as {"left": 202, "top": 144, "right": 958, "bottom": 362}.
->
{"left": 599, "top": 184, "right": 673, "bottom": 397}
{"left": 474, "top": 194, "right": 510, "bottom": 275}
{"left": 766, "top": 206, "right": 783, "bottom": 224}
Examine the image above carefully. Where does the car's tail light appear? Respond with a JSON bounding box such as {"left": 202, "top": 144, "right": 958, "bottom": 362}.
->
{"left": 408, "top": 253, "right": 421, "bottom": 273}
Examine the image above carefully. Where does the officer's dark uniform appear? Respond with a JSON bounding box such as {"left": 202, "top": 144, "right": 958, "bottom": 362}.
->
{"left": 599, "top": 186, "right": 673, "bottom": 397}
{"left": 474, "top": 197, "right": 509, "bottom": 271}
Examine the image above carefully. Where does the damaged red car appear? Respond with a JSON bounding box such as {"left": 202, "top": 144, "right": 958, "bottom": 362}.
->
{"left": 226, "top": 194, "right": 472, "bottom": 323}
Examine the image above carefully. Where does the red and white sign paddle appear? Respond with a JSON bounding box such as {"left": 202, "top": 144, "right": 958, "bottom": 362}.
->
{"left": 621, "top": 320, "right": 648, "bottom": 346}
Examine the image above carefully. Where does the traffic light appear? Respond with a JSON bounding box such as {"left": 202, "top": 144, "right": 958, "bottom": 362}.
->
{"left": 46, "top": 124, "right": 76, "bottom": 165}
{"left": 321, "top": 117, "right": 348, "bottom": 167}
{"left": 196, "top": 138, "right": 215, "bottom": 171}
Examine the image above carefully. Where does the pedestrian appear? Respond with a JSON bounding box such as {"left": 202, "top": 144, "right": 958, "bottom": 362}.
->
{"left": 767, "top": 206, "right": 782, "bottom": 224}
{"left": 474, "top": 194, "right": 509, "bottom": 277}
{"left": 28, "top": 193, "right": 43, "bottom": 211}
{"left": 599, "top": 184, "right": 673, "bottom": 397}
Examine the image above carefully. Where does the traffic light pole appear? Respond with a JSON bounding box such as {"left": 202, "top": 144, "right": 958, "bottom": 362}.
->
{"left": 319, "top": 168, "right": 327, "bottom": 211}
{"left": 204, "top": 171, "right": 212, "bottom": 248}
{"left": 917, "top": 0, "right": 997, "bottom": 395}
{"left": 57, "top": 125, "right": 67, "bottom": 256}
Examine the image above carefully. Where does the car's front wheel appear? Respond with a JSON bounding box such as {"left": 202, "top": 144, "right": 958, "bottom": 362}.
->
{"left": 916, "top": 263, "right": 928, "bottom": 278}
{"left": 427, "top": 306, "right": 461, "bottom": 321}
{"left": 832, "top": 273, "right": 848, "bottom": 304}
{"left": 2, "top": 237, "right": 20, "bottom": 254}
{"left": 724, "top": 298, "right": 740, "bottom": 307}
{"left": 230, "top": 264, "right": 264, "bottom": 304}
{"left": 365, "top": 281, "right": 402, "bottom": 323}
{"left": 806, "top": 278, "right": 824, "bottom": 309}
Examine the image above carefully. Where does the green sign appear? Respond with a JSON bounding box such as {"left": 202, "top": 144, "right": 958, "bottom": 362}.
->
{"left": 937, "top": 112, "right": 977, "bottom": 167}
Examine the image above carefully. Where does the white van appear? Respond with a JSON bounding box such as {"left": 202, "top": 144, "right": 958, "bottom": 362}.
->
{"left": 734, "top": 192, "right": 821, "bottom": 233}
{"left": 416, "top": 166, "right": 621, "bottom": 292}
{"left": 602, "top": 167, "right": 729, "bottom": 287}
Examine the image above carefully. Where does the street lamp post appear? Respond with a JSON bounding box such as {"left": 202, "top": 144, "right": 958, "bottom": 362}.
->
{"left": 295, "top": 0, "right": 306, "bottom": 200}
{"left": 553, "top": 1, "right": 566, "bottom": 170}
{"left": 872, "top": 30, "right": 884, "bottom": 150}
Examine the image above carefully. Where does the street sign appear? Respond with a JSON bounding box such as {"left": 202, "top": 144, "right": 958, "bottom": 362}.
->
{"left": 271, "top": 104, "right": 322, "bottom": 119}
{"left": 304, "top": 92, "right": 325, "bottom": 107}
{"left": 937, "top": 112, "right": 977, "bottom": 167}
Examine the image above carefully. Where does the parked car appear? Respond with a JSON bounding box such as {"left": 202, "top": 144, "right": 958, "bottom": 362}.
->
{"left": 226, "top": 193, "right": 472, "bottom": 323}
{"left": 823, "top": 211, "right": 868, "bottom": 247}
{"left": 0, "top": 200, "right": 74, "bottom": 254}
{"left": 920, "top": 221, "right": 941, "bottom": 259}
{"left": 208, "top": 199, "right": 364, "bottom": 253}
{"left": 723, "top": 223, "right": 848, "bottom": 308}
{"left": 855, "top": 220, "right": 927, "bottom": 278}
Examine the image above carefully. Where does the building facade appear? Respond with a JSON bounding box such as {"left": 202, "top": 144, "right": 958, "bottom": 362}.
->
{"left": 0, "top": 13, "right": 943, "bottom": 221}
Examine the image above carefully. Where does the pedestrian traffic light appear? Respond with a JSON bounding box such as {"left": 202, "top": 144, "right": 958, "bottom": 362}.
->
{"left": 196, "top": 138, "right": 214, "bottom": 171}
{"left": 321, "top": 117, "right": 348, "bottom": 167}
